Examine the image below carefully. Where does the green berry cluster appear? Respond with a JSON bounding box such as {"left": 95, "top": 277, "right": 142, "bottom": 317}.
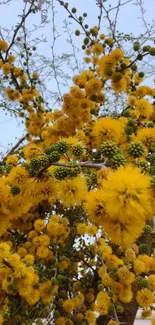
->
{"left": 139, "top": 244, "right": 148, "bottom": 254}
{"left": 110, "top": 153, "right": 126, "bottom": 169}
{"left": 10, "top": 185, "right": 21, "bottom": 196}
{"left": 99, "top": 141, "right": 120, "bottom": 158}
{"left": 56, "top": 141, "right": 69, "bottom": 154}
{"left": 122, "top": 110, "right": 130, "bottom": 117}
{"left": 138, "top": 277, "right": 148, "bottom": 289}
{"left": 144, "top": 225, "right": 152, "bottom": 234}
{"left": 30, "top": 156, "right": 49, "bottom": 170}
{"left": 135, "top": 160, "right": 150, "bottom": 173}
{"left": 48, "top": 151, "right": 61, "bottom": 163}
{"left": 72, "top": 144, "right": 84, "bottom": 157}
{"left": 127, "top": 142, "right": 144, "bottom": 158}
{"left": 54, "top": 162, "right": 81, "bottom": 180}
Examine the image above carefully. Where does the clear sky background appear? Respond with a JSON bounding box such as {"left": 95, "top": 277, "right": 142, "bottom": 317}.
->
{"left": 0, "top": 0, "right": 155, "bottom": 154}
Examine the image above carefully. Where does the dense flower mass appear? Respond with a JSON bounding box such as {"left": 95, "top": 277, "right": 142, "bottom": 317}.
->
{"left": 0, "top": 2, "right": 155, "bottom": 324}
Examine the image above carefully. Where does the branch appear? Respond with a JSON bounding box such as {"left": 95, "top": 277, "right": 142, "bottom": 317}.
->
{"left": 5, "top": 0, "right": 35, "bottom": 57}
{"left": 1, "top": 134, "right": 27, "bottom": 165}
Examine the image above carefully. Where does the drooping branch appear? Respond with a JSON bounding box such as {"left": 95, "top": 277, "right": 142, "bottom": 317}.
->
{"left": 1, "top": 134, "right": 27, "bottom": 165}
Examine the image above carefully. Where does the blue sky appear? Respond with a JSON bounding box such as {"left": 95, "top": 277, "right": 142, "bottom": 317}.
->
{"left": 0, "top": 0, "right": 155, "bottom": 153}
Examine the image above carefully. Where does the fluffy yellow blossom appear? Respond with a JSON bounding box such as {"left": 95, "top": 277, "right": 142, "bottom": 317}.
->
{"left": 85, "top": 310, "right": 96, "bottom": 324}
{"left": 136, "top": 289, "right": 154, "bottom": 307}
{"left": 96, "top": 291, "right": 110, "bottom": 315}
{"left": 84, "top": 189, "right": 106, "bottom": 225}
{"left": 148, "top": 275, "right": 155, "bottom": 291}
{"left": 0, "top": 243, "right": 10, "bottom": 261}
{"left": 136, "top": 128, "right": 155, "bottom": 149}
{"left": 152, "top": 315, "right": 155, "bottom": 325}
{"left": 135, "top": 98, "right": 153, "bottom": 118}
{"left": 57, "top": 176, "right": 87, "bottom": 207}
{"left": 34, "top": 219, "right": 45, "bottom": 232}
{"left": 63, "top": 299, "right": 75, "bottom": 313}
{"left": 6, "top": 155, "right": 18, "bottom": 166}
{"left": 0, "top": 40, "right": 8, "bottom": 51}
{"left": 134, "top": 259, "right": 146, "bottom": 275}
{"left": 92, "top": 117, "right": 124, "bottom": 146}
{"left": 101, "top": 165, "right": 152, "bottom": 246}
{"left": 141, "top": 309, "right": 152, "bottom": 319}
{"left": 9, "top": 166, "right": 29, "bottom": 186}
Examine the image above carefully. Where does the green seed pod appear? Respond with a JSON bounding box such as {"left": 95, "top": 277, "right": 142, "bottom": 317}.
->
{"left": 127, "top": 142, "right": 144, "bottom": 158}
{"left": 110, "top": 153, "right": 126, "bottom": 169}
{"left": 57, "top": 140, "right": 69, "bottom": 154}
{"left": 138, "top": 72, "right": 144, "bottom": 78}
{"left": 71, "top": 7, "right": 77, "bottom": 13}
{"left": 99, "top": 141, "right": 120, "bottom": 158}
{"left": 122, "top": 110, "right": 130, "bottom": 117}
{"left": 106, "top": 70, "right": 113, "bottom": 76}
{"left": 144, "top": 225, "right": 152, "bottom": 234}
{"left": 142, "top": 45, "right": 151, "bottom": 52}
{"left": 54, "top": 167, "right": 69, "bottom": 180}
{"left": 75, "top": 30, "right": 80, "bottom": 36}
{"left": 72, "top": 144, "right": 84, "bottom": 157}
{"left": 133, "top": 42, "right": 140, "bottom": 51}
{"left": 112, "top": 72, "right": 123, "bottom": 81}
{"left": 10, "top": 185, "right": 21, "bottom": 196}
{"left": 139, "top": 244, "right": 148, "bottom": 254}
{"left": 149, "top": 47, "right": 155, "bottom": 56}
{"left": 48, "top": 151, "right": 61, "bottom": 163}
{"left": 136, "top": 160, "right": 150, "bottom": 173}
{"left": 138, "top": 277, "right": 148, "bottom": 289}
{"left": 147, "top": 122, "right": 154, "bottom": 128}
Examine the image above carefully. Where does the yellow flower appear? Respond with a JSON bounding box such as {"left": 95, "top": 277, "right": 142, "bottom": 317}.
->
{"left": 22, "top": 254, "right": 34, "bottom": 265}
{"left": 36, "top": 246, "right": 50, "bottom": 259}
{"left": 85, "top": 310, "right": 96, "bottom": 324}
{"left": 117, "top": 267, "right": 135, "bottom": 284}
{"left": 101, "top": 165, "right": 152, "bottom": 246}
{"left": 85, "top": 77, "right": 103, "bottom": 96}
{"left": 84, "top": 189, "right": 106, "bottom": 225}
{"left": 92, "top": 42, "right": 104, "bottom": 56}
{"left": 148, "top": 275, "right": 155, "bottom": 291}
{"left": 125, "top": 248, "right": 136, "bottom": 262}
{"left": 136, "top": 127, "right": 155, "bottom": 149}
{"left": 77, "top": 223, "right": 87, "bottom": 235}
{"left": 39, "top": 280, "right": 53, "bottom": 303}
{"left": 17, "top": 247, "right": 27, "bottom": 258}
{"left": 0, "top": 313, "right": 3, "bottom": 325}
{"left": 141, "top": 309, "right": 152, "bottom": 319}
{"left": 9, "top": 166, "right": 28, "bottom": 186}
{"left": 63, "top": 299, "right": 75, "bottom": 313}
{"left": 96, "top": 291, "right": 110, "bottom": 315}
{"left": 57, "top": 176, "right": 87, "bottom": 207}
{"left": 136, "top": 289, "right": 154, "bottom": 307}
{"left": 0, "top": 40, "right": 8, "bottom": 51}
{"left": 34, "top": 219, "right": 45, "bottom": 232}
{"left": 134, "top": 259, "right": 146, "bottom": 275}
{"left": 56, "top": 317, "right": 66, "bottom": 325}
{"left": 92, "top": 117, "right": 124, "bottom": 146}
{"left": 26, "top": 289, "right": 40, "bottom": 305}
{"left": 103, "top": 165, "right": 151, "bottom": 223}
{"left": 0, "top": 243, "right": 10, "bottom": 261}
{"left": 6, "top": 155, "right": 18, "bottom": 166}
{"left": 135, "top": 98, "right": 153, "bottom": 118}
